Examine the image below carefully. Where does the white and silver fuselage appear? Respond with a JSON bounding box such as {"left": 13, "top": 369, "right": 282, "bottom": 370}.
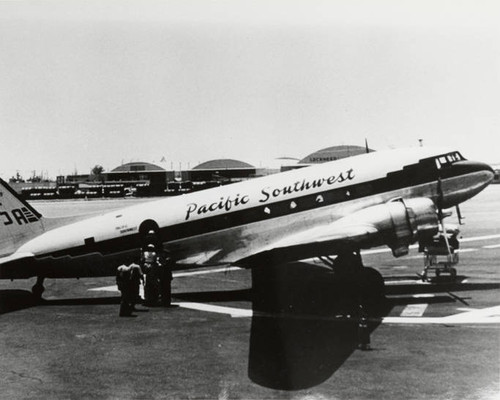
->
{"left": 14, "top": 147, "right": 494, "bottom": 274}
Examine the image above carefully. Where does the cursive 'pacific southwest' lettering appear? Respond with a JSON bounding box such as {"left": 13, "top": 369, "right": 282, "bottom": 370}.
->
{"left": 185, "top": 194, "right": 249, "bottom": 220}
{"left": 184, "top": 168, "right": 355, "bottom": 220}
{"left": 259, "top": 168, "right": 354, "bottom": 203}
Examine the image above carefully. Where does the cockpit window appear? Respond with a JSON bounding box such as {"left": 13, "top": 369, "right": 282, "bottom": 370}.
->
{"left": 435, "top": 151, "right": 465, "bottom": 169}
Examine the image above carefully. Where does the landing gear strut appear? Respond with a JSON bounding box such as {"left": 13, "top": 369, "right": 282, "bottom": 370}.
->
{"left": 357, "top": 266, "right": 385, "bottom": 308}
{"left": 321, "top": 250, "right": 386, "bottom": 315}
{"left": 32, "top": 276, "right": 45, "bottom": 301}
{"left": 321, "top": 250, "right": 385, "bottom": 351}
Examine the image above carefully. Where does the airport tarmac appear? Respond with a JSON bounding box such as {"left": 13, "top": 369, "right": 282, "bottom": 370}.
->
{"left": 1, "top": 187, "right": 499, "bottom": 399}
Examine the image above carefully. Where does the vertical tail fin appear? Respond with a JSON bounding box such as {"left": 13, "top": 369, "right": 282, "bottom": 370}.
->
{"left": 0, "top": 178, "right": 45, "bottom": 256}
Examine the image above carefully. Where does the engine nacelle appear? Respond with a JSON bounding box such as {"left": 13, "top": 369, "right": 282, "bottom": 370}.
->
{"left": 338, "top": 197, "right": 439, "bottom": 257}
{"left": 385, "top": 198, "right": 439, "bottom": 257}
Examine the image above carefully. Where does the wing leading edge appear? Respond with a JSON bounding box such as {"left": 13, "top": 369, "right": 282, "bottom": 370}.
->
{"left": 235, "top": 197, "right": 439, "bottom": 267}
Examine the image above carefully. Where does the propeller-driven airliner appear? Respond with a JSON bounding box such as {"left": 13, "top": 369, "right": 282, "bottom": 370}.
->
{"left": 0, "top": 147, "right": 494, "bottom": 304}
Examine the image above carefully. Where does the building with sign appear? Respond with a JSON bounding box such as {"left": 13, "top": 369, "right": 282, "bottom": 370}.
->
{"left": 299, "top": 145, "right": 373, "bottom": 164}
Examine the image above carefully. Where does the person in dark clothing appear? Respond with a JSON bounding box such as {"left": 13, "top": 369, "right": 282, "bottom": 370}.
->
{"left": 116, "top": 264, "right": 134, "bottom": 317}
{"left": 158, "top": 249, "right": 174, "bottom": 307}
{"left": 129, "top": 259, "right": 143, "bottom": 309}
{"left": 357, "top": 304, "right": 371, "bottom": 351}
{"left": 141, "top": 243, "right": 161, "bottom": 306}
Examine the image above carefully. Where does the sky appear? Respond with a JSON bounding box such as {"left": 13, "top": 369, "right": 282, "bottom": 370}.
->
{"left": 1, "top": 0, "right": 499, "bottom": 180}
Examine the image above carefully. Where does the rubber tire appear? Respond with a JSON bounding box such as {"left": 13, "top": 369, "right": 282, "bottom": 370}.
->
{"left": 32, "top": 283, "right": 44, "bottom": 301}
{"left": 359, "top": 267, "right": 385, "bottom": 305}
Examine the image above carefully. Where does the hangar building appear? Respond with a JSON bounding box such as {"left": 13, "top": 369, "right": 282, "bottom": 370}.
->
{"left": 56, "top": 162, "right": 175, "bottom": 198}
{"left": 105, "top": 162, "right": 174, "bottom": 194}
{"left": 26, "top": 144, "right": 376, "bottom": 198}
{"left": 278, "top": 145, "right": 374, "bottom": 172}
{"left": 299, "top": 145, "right": 374, "bottom": 164}
{"left": 186, "top": 159, "right": 257, "bottom": 183}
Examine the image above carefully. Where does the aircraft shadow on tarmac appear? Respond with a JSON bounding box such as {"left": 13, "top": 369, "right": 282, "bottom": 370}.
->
{"left": 0, "top": 290, "right": 39, "bottom": 314}
{"left": 245, "top": 262, "right": 500, "bottom": 391}
{"left": 1, "top": 264, "right": 499, "bottom": 391}
{"left": 0, "top": 290, "right": 120, "bottom": 314}
{"left": 246, "top": 262, "right": 387, "bottom": 390}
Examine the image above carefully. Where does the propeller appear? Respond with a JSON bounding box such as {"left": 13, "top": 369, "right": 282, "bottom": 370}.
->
{"left": 456, "top": 204, "right": 464, "bottom": 225}
{"left": 435, "top": 171, "right": 456, "bottom": 257}
{"left": 436, "top": 175, "right": 444, "bottom": 221}
{"left": 437, "top": 170, "right": 463, "bottom": 225}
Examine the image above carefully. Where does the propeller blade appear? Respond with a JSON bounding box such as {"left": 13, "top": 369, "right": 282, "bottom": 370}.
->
{"left": 437, "top": 176, "right": 444, "bottom": 220}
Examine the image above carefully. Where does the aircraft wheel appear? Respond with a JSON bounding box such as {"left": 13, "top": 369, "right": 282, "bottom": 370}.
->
{"left": 359, "top": 267, "right": 385, "bottom": 305}
{"left": 450, "top": 268, "right": 457, "bottom": 280}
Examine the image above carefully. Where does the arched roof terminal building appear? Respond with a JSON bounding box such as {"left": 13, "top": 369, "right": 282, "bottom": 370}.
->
{"left": 48, "top": 145, "right": 376, "bottom": 198}
{"left": 109, "top": 162, "right": 166, "bottom": 174}
{"left": 104, "top": 162, "right": 174, "bottom": 195}
{"left": 104, "top": 146, "right": 374, "bottom": 186}
{"left": 187, "top": 159, "right": 256, "bottom": 182}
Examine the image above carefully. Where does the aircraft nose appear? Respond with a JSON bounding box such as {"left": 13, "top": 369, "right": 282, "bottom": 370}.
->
{"left": 452, "top": 160, "right": 495, "bottom": 181}
{"left": 439, "top": 160, "right": 494, "bottom": 208}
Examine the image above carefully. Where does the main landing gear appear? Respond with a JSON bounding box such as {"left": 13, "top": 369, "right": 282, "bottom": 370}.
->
{"left": 320, "top": 251, "right": 386, "bottom": 310}
{"left": 31, "top": 276, "right": 45, "bottom": 301}
{"left": 320, "top": 249, "right": 386, "bottom": 350}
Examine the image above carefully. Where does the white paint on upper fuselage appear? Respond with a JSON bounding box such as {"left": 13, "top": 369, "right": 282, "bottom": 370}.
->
{"left": 153, "top": 146, "right": 449, "bottom": 225}
{"left": 17, "top": 147, "right": 452, "bottom": 257}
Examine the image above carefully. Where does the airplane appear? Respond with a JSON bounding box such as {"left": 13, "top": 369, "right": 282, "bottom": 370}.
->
{"left": 0, "top": 147, "right": 494, "bottom": 305}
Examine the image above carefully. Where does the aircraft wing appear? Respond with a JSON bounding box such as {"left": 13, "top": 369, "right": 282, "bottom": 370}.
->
{"left": 236, "top": 197, "right": 439, "bottom": 266}
{"left": 235, "top": 222, "right": 380, "bottom": 266}
{"left": 172, "top": 223, "right": 379, "bottom": 268}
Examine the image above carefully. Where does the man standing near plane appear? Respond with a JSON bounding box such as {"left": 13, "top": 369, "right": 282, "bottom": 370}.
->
{"left": 158, "top": 249, "right": 174, "bottom": 307}
{"left": 141, "top": 243, "right": 161, "bottom": 306}
{"left": 129, "top": 257, "right": 143, "bottom": 309}
{"left": 116, "top": 263, "right": 134, "bottom": 317}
